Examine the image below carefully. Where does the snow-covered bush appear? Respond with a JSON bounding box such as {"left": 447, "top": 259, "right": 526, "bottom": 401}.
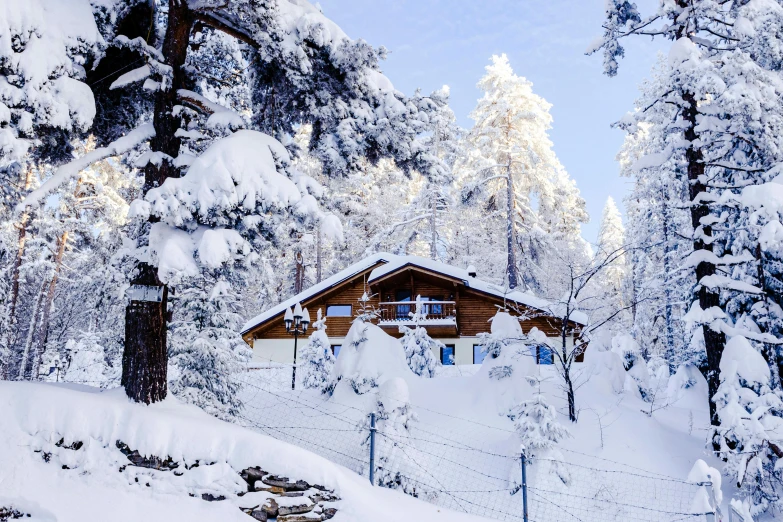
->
{"left": 299, "top": 309, "right": 336, "bottom": 394}
{"left": 507, "top": 375, "right": 571, "bottom": 491}
{"left": 334, "top": 320, "right": 413, "bottom": 396}
{"left": 371, "top": 377, "right": 431, "bottom": 497}
{"left": 169, "top": 277, "right": 251, "bottom": 421}
{"left": 399, "top": 296, "right": 441, "bottom": 377}
{"left": 61, "top": 330, "right": 117, "bottom": 388}
{"left": 712, "top": 336, "right": 783, "bottom": 517}
{"left": 474, "top": 311, "right": 537, "bottom": 412}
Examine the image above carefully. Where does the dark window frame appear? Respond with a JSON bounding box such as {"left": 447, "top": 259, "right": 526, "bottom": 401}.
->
{"left": 441, "top": 344, "right": 456, "bottom": 366}
{"left": 331, "top": 344, "right": 342, "bottom": 357}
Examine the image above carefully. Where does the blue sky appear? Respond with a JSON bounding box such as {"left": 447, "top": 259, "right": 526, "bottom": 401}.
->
{"left": 319, "top": 0, "right": 664, "bottom": 244}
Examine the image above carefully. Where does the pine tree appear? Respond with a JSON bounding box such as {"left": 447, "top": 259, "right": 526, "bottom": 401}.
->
{"left": 712, "top": 336, "right": 783, "bottom": 516}
{"left": 169, "top": 277, "right": 250, "bottom": 421}
{"left": 462, "top": 54, "right": 586, "bottom": 291}
{"left": 592, "top": 0, "right": 783, "bottom": 429}
{"left": 508, "top": 375, "right": 571, "bottom": 491}
{"left": 300, "top": 309, "right": 336, "bottom": 393}
{"left": 61, "top": 330, "right": 118, "bottom": 388}
{"left": 398, "top": 296, "right": 442, "bottom": 378}
{"left": 593, "top": 197, "right": 631, "bottom": 333}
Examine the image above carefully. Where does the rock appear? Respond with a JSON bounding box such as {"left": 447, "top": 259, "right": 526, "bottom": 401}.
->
{"left": 201, "top": 493, "right": 226, "bottom": 502}
{"left": 116, "top": 440, "right": 179, "bottom": 471}
{"left": 262, "top": 475, "right": 310, "bottom": 491}
{"left": 240, "top": 466, "right": 266, "bottom": 491}
{"left": 0, "top": 506, "right": 26, "bottom": 521}
{"left": 55, "top": 438, "right": 84, "bottom": 451}
{"left": 242, "top": 508, "right": 268, "bottom": 521}
{"left": 277, "top": 514, "right": 326, "bottom": 522}
{"left": 321, "top": 507, "right": 338, "bottom": 520}
{"left": 261, "top": 498, "right": 278, "bottom": 518}
{"left": 277, "top": 502, "right": 314, "bottom": 516}
{"left": 308, "top": 491, "right": 339, "bottom": 503}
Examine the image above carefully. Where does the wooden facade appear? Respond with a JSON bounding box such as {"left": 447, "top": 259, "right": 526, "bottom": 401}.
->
{"left": 243, "top": 261, "right": 582, "bottom": 345}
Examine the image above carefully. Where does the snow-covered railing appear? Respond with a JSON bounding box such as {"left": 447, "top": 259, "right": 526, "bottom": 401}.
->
{"left": 378, "top": 301, "right": 456, "bottom": 323}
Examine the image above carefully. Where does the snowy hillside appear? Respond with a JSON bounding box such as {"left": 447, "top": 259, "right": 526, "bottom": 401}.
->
{"left": 0, "top": 381, "right": 491, "bottom": 522}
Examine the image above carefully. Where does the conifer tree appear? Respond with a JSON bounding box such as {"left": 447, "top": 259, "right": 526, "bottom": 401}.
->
{"left": 399, "top": 296, "right": 442, "bottom": 378}
{"left": 300, "top": 309, "right": 336, "bottom": 393}
{"left": 168, "top": 277, "right": 250, "bottom": 420}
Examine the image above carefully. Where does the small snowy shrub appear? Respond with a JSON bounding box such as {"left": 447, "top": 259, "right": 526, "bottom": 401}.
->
{"left": 398, "top": 297, "right": 441, "bottom": 377}
{"left": 507, "top": 375, "right": 571, "bottom": 491}
{"left": 712, "top": 336, "right": 783, "bottom": 517}
{"left": 169, "top": 277, "right": 251, "bottom": 421}
{"left": 300, "top": 309, "right": 336, "bottom": 394}
{"left": 62, "top": 331, "right": 117, "bottom": 388}
{"left": 370, "top": 378, "right": 433, "bottom": 499}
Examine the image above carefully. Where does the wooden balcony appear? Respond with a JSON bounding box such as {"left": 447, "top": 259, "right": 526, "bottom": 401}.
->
{"left": 378, "top": 301, "right": 457, "bottom": 336}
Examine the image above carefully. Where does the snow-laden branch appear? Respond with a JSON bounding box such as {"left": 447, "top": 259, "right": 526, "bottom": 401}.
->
{"left": 177, "top": 89, "right": 244, "bottom": 129}
{"left": 17, "top": 124, "right": 156, "bottom": 212}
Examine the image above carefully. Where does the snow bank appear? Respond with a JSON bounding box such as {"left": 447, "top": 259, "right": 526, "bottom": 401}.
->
{"left": 0, "top": 382, "right": 490, "bottom": 522}
{"left": 333, "top": 320, "right": 414, "bottom": 394}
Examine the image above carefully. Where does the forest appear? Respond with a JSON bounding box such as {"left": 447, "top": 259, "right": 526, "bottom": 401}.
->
{"left": 1, "top": 0, "right": 783, "bottom": 521}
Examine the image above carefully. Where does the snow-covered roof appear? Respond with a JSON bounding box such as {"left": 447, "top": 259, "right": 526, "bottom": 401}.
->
{"left": 368, "top": 255, "right": 588, "bottom": 325}
{"left": 242, "top": 253, "right": 587, "bottom": 335}
{"left": 241, "top": 252, "right": 400, "bottom": 334}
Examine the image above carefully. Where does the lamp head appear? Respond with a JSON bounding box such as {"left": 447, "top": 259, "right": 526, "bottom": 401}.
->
{"left": 284, "top": 306, "right": 294, "bottom": 331}
{"left": 293, "top": 302, "right": 303, "bottom": 321}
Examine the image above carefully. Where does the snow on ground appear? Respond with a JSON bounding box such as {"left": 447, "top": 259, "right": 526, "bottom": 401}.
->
{"left": 0, "top": 381, "right": 492, "bottom": 522}
{"left": 236, "top": 322, "right": 728, "bottom": 521}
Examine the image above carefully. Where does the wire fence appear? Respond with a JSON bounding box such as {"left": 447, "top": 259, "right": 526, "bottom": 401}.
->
{"left": 233, "top": 364, "right": 718, "bottom": 522}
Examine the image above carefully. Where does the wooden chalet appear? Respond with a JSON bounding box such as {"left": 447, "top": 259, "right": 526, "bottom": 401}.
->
{"left": 241, "top": 254, "right": 588, "bottom": 366}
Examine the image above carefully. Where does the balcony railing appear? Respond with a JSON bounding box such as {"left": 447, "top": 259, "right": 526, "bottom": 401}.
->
{"left": 378, "top": 301, "right": 457, "bottom": 323}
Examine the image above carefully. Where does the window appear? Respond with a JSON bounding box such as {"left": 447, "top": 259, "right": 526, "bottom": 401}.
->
{"left": 421, "top": 296, "right": 443, "bottom": 315}
{"left": 473, "top": 344, "right": 486, "bottom": 365}
{"left": 536, "top": 345, "right": 554, "bottom": 365}
{"left": 395, "top": 290, "right": 411, "bottom": 319}
{"left": 331, "top": 345, "right": 342, "bottom": 357}
{"left": 441, "top": 345, "right": 455, "bottom": 366}
{"left": 326, "top": 305, "right": 352, "bottom": 317}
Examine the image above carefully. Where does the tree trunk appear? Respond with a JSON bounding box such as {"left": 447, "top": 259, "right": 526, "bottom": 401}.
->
{"left": 122, "top": 0, "right": 192, "bottom": 404}
{"left": 0, "top": 167, "right": 35, "bottom": 378}
{"left": 661, "top": 196, "right": 676, "bottom": 371}
{"left": 683, "top": 91, "right": 725, "bottom": 428}
{"left": 505, "top": 162, "right": 519, "bottom": 289}
{"left": 31, "top": 231, "right": 69, "bottom": 378}
{"left": 294, "top": 250, "right": 305, "bottom": 294}
{"left": 18, "top": 278, "right": 48, "bottom": 380}
{"left": 430, "top": 185, "right": 438, "bottom": 260}
{"left": 315, "top": 228, "right": 322, "bottom": 283}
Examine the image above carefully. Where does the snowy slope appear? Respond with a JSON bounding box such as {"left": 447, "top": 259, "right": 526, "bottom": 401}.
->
{"left": 0, "top": 382, "right": 492, "bottom": 522}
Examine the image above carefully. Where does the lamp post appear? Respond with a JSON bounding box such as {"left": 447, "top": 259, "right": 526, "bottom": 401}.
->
{"left": 284, "top": 302, "right": 310, "bottom": 390}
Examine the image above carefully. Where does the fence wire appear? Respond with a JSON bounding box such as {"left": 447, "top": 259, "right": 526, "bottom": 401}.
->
{"left": 233, "top": 365, "right": 716, "bottom": 522}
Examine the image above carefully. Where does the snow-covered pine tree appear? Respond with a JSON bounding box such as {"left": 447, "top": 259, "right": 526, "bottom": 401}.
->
{"left": 398, "top": 296, "right": 442, "bottom": 378}
{"left": 712, "top": 336, "right": 783, "bottom": 516}
{"left": 300, "top": 309, "right": 336, "bottom": 393}
{"left": 61, "top": 330, "right": 118, "bottom": 388}
{"left": 618, "top": 112, "right": 694, "bottom": 371}
{"left": 461, "top": 54, "right": 586, "bottom": 291}
{"left": 592, "top": 0, "right": 783, "bottom": 429}
{"left": 593, "top": 197, "right": 631, "bottom": 333}
{"left": 370, "top": 377, "right": 432, "bottom": 498}
{"left": 168, "top": 276, "right": 250, "bottom": 421}
{"left": 507, "top": 374, "right": 571, "bottom": 490}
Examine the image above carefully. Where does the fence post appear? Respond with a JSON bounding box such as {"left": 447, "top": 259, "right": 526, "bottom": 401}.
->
{"left": 521, "top": 453, "right": 529, "bottom": 522}
{"left": 369, "top": 412, "right": 376, "bottom": 486}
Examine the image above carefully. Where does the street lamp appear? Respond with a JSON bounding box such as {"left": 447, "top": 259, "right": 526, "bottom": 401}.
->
{"left": 284, "top": 302, "right": 310, "bottom": 389}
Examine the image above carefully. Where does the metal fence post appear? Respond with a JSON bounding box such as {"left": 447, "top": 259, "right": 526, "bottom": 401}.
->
{"left": 369, "top": 412, "right": 376, "bottom": 486}
{"left": 521, "top": 453, "right": 529, "bottom": 522}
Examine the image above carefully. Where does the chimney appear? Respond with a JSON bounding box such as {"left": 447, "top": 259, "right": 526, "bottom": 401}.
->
{"left": 467, "top": 265, "right": 477, "bottom": 278}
